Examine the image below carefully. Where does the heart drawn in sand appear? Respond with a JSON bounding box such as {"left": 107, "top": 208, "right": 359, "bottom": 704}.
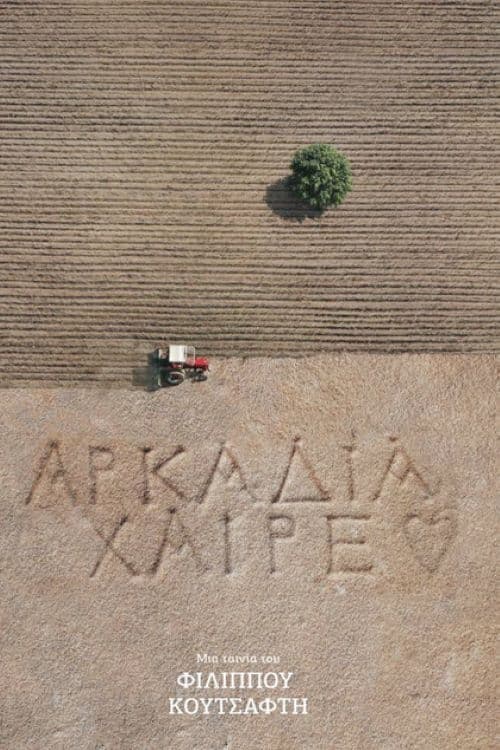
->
{"left": 404, "top": 513, "right": 455, "bottom": 572}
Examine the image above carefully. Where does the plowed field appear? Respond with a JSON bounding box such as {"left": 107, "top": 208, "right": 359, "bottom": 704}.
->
{"left": 0, "top": 1, "right": 498, "bottom": 384}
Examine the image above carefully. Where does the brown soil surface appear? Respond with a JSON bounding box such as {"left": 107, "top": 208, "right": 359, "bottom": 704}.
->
{"left": 0, "top": 354, "right": 496, "bottom": 748}
{"left": 0, "top": 1, "right": 498, "bottom": 385}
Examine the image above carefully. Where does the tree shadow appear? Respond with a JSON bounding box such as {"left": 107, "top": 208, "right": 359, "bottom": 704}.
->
{"left": 265, "top": 177, "right": 324, "bottom": 222}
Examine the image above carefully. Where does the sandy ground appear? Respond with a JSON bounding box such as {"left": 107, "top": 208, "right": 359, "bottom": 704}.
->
{"left": 0, "top": 1, "right": 498, "bottom": 385}
{"left": 0, "top": 354, "right": 497, "bottom": 748}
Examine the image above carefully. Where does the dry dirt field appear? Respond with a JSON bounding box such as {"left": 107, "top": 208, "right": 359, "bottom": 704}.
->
{"left": 0, "top": 0, "right": 498, "bottom": 384}
{"left": 0, "top": 354, "right": 497, "bottom": 748}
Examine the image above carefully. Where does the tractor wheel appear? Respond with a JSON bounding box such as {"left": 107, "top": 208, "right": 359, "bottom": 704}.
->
{"left": 194, "top": 369, "right": 208, "bottom": 381}
{"left": 166, "top": 369, "right": 185, "bottom": 386}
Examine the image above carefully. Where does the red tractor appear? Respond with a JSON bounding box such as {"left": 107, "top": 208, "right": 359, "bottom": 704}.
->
{"left": 153, "top": 344, "right": 209, "bottom": 386}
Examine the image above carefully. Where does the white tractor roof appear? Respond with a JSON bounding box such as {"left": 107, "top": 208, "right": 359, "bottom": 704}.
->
{"left": 168, "top": 344, "right": 195, "bottom": 364}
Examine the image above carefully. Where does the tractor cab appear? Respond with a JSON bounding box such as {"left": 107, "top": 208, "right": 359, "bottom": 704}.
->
{"left": 166, "top": 344, "right": 195, "bottom": 366}
{"left": 153, "top": 344, "right": 209, "bottom": 387}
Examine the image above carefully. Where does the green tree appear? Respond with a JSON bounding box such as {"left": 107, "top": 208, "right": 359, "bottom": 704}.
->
{"left": 289, "top": 144, "right": 352, "bottom": 210}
